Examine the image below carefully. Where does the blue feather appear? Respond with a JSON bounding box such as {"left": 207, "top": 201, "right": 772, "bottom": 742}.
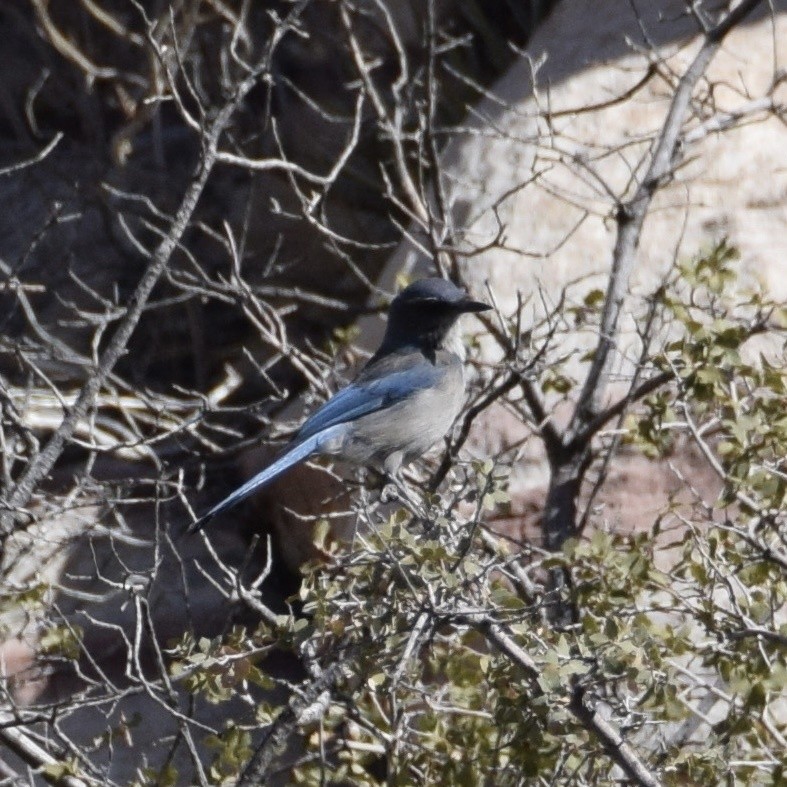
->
{"left": 189, "top": 422, "right": 349, "bottom": 532}
{"left": 298, "top": 363, "right": 444, "bottom": 440}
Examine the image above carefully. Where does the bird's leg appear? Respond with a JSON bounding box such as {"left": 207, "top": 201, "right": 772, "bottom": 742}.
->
{"left": 380, "top": 471, "right": 427, "bottom": 519}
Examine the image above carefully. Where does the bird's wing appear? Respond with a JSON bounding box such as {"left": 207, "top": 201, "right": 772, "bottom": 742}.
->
{"left": 188, "top": 421, "right": 348, "bottom": 532}
{"left": 190, "top": 355, "right": 444, "bottom": 531}
{"left": 296, "top": 359, "right": 444, "bottom": 441}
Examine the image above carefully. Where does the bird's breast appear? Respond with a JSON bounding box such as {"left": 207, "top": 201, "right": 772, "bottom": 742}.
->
{"left": 341, "top": 361, "right": 465, "bottom": 470}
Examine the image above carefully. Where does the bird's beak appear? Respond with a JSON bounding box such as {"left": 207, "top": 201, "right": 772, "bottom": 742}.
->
{"left": 458, "top": 297, "right": 492, "bottom": 313}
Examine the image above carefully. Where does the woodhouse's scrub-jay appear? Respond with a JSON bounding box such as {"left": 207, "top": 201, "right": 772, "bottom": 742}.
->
{"left": 191, "top": 277, "right": 490, "bottom": 530}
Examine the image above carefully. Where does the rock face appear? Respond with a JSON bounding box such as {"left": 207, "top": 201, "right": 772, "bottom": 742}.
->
{"left": 446, "top": 0, "right": 787, "bottom": 300}
{"left": 375, "top": 0, "right": 787, "bottom": 539}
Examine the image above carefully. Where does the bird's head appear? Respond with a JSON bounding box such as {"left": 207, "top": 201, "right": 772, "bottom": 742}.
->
{"left": 380, "top": 277, "right": 491, "bottom": 356}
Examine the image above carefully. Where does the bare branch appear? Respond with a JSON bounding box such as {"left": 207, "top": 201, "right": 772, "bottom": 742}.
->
{"left": 0, "top": 132, "right": 63, "bottom": 177}
{"left": 0, "top": 3, "right": 311, "bottom": 540}
{"left": 0, "top": 713, "right": 90, "bottom": 787}
{"left": 570, "top": 0, "right": 766, "bottom": 438}
{"left": 542, "top": 0, "right": 768, "bottom": 562}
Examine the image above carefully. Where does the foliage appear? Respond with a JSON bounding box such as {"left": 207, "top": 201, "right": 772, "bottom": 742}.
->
{"left": 0, "top": 0, "right": 784, "bottom": 785}
{"left": 165, "top": 244, "right": 787, "bottom": 785}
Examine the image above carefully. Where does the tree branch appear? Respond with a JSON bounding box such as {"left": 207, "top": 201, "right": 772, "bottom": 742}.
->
{"left": 237, "top": 661, "right": 341, "bottom": 786}
{"left": 569, "top": 0, "right": 765, "bottom": 440}
{"left": 478, "top": 619, "right": 662, "bottom": 787}
{"left": 0, "top": 715, "right": 89, "bottom": 787}
{"left": 543, "top": 0, "right": 767, "bottom": 559}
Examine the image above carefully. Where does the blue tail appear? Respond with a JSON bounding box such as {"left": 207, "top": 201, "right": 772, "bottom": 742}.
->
{"left": 189, "top": 423, "right": 347, "bottom": 532}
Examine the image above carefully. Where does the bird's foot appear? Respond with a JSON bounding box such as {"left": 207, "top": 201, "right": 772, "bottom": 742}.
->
{"left": 380, "top": 474, "right": 427, "bottom": 519}
{"left": 380, "top": 481, "right": 400, "bottom": 505}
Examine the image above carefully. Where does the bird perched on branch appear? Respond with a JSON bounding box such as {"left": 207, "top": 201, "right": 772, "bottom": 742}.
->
{"left": 190, "top": 277, "right": 490, "bottom": 532}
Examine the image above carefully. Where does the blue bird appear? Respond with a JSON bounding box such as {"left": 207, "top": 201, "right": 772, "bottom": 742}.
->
{"left": 190, "top": 277, "right": 490, "bottom": 531}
